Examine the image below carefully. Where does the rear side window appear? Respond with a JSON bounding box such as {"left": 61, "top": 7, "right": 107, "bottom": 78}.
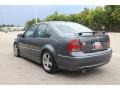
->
{"left": 56, "top": 24, "right": 74, "bottom": 33}
{"left": 35, "top": 24, "right": 51, "bottom": 38}
{"left": 54, "top": 22, "right": 92, "bottom": 33}
{"left": 45, "top": 26, "right": 51, "bottom": 37}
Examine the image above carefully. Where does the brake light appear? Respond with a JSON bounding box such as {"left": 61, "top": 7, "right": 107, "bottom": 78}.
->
{"left": 67, "top": 39, "right": 81, "bottom": 52}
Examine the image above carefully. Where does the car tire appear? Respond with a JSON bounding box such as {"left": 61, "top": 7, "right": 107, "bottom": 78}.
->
{"left": 14, "top": 44, "right": 20, "bottom": 57}
{"left": 41, "top": 50, "right": 57, "bottom": 74}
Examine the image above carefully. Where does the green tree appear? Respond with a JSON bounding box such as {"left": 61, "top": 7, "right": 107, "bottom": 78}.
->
{"left": 104, "top": 5, "right": 120, "bottom": 31}
{"left": 25, "top": 5, "right": 120, "bottom": 32}
{"left": 25, "top": 18, "right": 40, "bottom": 28}
{"left": 46, "top": 11, "right": 68, "bottom": 21}
{"left": 10, "top": 24, "right": 14, "bottom": 27}
{"left": 88, "top": 7, "right": 106, "bottom": 31}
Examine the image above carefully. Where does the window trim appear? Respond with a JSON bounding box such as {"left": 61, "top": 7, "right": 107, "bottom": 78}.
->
{"left": 23, "top": 24, "right": 39, "bottom": 38}
{"left": 34, "top": 23, "right": 52, "bottom": 38}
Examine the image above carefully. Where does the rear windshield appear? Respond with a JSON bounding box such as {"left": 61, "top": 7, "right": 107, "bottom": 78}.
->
{"left": 54, "top": 22, "right": 92, "bottom": 33}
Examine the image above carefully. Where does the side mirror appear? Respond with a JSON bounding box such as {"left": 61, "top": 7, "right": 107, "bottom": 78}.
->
{"left": 17, "top": 34, "right": 23, "bottom": 37}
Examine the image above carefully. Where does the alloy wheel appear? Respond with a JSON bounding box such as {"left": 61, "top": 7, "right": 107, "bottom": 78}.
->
{"left": 42, "top": 53, "right": 53, "bottom": 71}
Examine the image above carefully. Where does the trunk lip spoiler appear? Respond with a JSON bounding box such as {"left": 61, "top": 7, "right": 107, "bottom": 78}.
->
{"left": 77, "top": 31, "right": 106, "bottom": 36}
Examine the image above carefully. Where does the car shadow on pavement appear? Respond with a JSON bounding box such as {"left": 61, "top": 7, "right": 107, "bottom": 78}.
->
{"left": 56, "top": 68, "right": 105, "bottom": 78}
{"left": 20, "top": 56, "right": 106, "bottom": 78}
{"left": 20, "top": 56, "right": 42, "bottom": 66}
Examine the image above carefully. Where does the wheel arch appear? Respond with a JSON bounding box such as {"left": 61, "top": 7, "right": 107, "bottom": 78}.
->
{"left": 40, "top": 45, "right": 57, "bottom": 61}
{"left": 13, "top": 39, "right": 19, "bottom": 46}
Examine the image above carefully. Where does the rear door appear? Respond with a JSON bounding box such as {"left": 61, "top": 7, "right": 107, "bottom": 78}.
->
{"left": 28, "top": 23, "right": 52, "bottom": 61}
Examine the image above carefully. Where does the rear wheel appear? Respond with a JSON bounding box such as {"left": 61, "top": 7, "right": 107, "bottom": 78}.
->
{"left": 14, "top": 44, "right": 20, "bottom": 57}
{"left": 42, "top": 50, "right": 57, "bottom": 74}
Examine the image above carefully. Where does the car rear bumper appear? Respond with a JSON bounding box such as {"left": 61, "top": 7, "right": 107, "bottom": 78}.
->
{"left": 56, "top": 48, "right": 112, "bottom": 71}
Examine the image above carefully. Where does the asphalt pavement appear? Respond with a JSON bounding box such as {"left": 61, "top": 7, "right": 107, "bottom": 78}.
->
{"left": 0, "top": 31, "right": 120, "bottom": 85}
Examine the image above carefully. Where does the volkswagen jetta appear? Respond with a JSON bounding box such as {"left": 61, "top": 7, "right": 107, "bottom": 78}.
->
{"left": 13, "top": 21, "right": 112, "bottom": 74}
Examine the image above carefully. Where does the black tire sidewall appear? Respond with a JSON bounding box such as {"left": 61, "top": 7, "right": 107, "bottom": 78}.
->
{"left": 14, "top": 44, "right": 20, "bottom": 57}
{"left": 41, "top": 50, "right": 57, "bottom": 74}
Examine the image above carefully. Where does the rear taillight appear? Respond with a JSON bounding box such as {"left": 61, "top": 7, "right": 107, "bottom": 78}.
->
{"left": 67, "top": 39, "right": 81, "bottom": 53}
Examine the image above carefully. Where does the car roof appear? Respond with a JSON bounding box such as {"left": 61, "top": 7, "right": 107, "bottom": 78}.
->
{"left": 37, "top": 21, "right": 67, "bottom": 24}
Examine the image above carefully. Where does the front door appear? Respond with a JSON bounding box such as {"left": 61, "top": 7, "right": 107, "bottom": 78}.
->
{"left": 19, "top": 24, "right": 38, "bottom": 59}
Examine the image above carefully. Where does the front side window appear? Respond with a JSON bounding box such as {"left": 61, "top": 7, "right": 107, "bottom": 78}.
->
{"left": 24, "top": 24, "right": 38, "bottom": 38}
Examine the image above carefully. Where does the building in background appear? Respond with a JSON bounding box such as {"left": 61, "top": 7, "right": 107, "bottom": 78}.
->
{"left": 0, "top": 26, "right": 24, "bottom": 32}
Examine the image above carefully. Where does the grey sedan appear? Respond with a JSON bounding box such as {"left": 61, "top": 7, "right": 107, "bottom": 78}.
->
{"left": 13, "top": 21, "right": 112, "bottom": 74}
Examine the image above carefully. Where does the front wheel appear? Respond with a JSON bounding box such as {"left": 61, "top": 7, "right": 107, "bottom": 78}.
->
{"left": 42, "top": 50, "right": 57, "bottom": 74}
{"left": 14, "top": 44, "right": 20, "bottom": 57}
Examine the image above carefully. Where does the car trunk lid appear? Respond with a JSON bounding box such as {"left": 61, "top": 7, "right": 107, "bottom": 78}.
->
{"left": 76, "top": 32, "right": 110, "bottom": 53}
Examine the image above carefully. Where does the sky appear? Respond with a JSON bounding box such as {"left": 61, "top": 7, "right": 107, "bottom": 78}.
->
{"left": 0, "top": 5, "right": 104, "bottom": 26}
